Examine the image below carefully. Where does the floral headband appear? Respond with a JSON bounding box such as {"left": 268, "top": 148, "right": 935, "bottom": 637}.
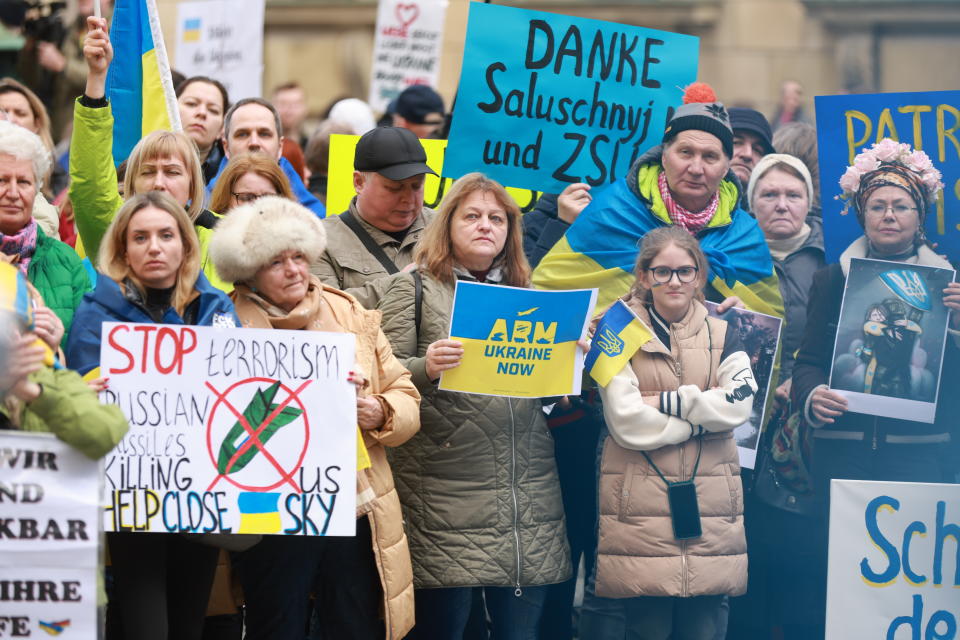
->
{"left": 838, "top": 139, "right": 943, "bottom": 224}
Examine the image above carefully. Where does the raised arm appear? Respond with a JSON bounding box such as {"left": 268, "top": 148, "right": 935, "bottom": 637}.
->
{"left": 68, "top": 16, "right": 123, "bottom": 264}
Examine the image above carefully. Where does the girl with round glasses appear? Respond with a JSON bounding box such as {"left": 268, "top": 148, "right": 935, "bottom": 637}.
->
{"left": 581, "top": 225, "right": 757, "bottom": 640}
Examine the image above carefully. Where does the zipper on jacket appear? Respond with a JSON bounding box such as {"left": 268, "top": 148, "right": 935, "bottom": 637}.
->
{"left": 670, "top": 325, "right": 681, "bottom": 379}
{"left": 679, "top": 411, "right": 688, "bottom": 597}
{"left": 508, "top": 398, "right": 522, "bottom": 596}
{"left": 680, "top": 539, "right": 689, "bottom": 597}
{"left": 872, "top": 418, "right": 878, "bottom": 451}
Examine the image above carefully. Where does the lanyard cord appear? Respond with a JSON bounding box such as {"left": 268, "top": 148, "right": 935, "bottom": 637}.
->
{"left": 642, "top": 435, "right": 703, "bottom": 486}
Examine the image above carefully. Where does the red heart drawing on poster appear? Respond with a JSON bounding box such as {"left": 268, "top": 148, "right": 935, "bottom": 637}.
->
{"left": 395, "top": 3, "right": 420, "bottom": 29}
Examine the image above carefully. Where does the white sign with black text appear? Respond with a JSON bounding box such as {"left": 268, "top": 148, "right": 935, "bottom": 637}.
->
{"left": 0, "top": 431, "right": 101, "bottom": 637}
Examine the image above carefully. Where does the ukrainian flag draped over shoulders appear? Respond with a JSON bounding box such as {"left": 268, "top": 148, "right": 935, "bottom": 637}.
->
{"left": 533, "top": 157, "right": 784, "bottom": 319}
{"left": 106, "top": 0, "right": 181, "bottom": 165}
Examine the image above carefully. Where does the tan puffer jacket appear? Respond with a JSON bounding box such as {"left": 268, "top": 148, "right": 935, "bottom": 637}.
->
{"left": 596, "top": 300, "right": 753, "bottom": 599}
{"left": 235, "top": 283, "right": 420, "bottom": 639}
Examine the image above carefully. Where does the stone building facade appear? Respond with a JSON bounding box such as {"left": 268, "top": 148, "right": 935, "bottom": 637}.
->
{"left": 154, "top": 0, "right": 960, "bottom": 123}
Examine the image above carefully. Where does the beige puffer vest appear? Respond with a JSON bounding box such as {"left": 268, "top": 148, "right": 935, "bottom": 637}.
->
{"left": 595, "top": 300, "right": 747, "bottom": 598}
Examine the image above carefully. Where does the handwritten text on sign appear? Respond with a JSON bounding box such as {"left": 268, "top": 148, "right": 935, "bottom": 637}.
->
{"left": 175, "top": 0, "right": 266, "bottom": 101}
{"left": 445, "top": 3, "right": 698, "bottom": 194}
{"left": 0, "top": 431, "right": 100, "bottom": 637}
{"left": 99, "top": 323, "right": 357, "bottom": 537}
{"left": 826, "top": 479, "right": 960, "bottom": 639}
{"left": 369, "top": 0, "right": 448, "bottom": 113}
{"left": 815, "top": 90, "right": 960, "bottom": 262}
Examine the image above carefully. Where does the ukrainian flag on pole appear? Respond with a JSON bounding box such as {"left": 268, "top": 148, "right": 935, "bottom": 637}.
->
{"left": 585, "top": 300, "right": 655, "bottom": 388}
{"left": 106, "top": 0, "right": 181, "bottom": 165}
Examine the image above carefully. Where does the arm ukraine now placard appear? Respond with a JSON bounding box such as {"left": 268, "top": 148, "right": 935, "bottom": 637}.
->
{"left": 440, "top": 282, "right": 596, "bottom": 398}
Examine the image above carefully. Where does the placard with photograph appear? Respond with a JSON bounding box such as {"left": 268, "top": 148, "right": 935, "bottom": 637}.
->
{"left": 829, "top": 258, "right": 955, "bottom": 423}
{"left": 704, "top": 302, "right": 782, "bottom": 469}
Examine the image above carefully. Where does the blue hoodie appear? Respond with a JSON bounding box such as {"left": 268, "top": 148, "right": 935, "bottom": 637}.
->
{"left": 206, "top": 156, "right": 326, "bottom": 218}
{"left": 66, "top": 272, "right": 239, "bottom": 376}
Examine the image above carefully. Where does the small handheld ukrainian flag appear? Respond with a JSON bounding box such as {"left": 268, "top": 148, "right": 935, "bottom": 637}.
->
{"left": 585, "top": 300, "right": 655, "bottom": 387}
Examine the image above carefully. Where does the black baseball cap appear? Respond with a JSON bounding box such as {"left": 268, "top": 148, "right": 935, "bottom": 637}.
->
{"left": 729, "top": 107, "right": 775, "bottom": 155}
{"left": 394, "top": 85, "right": 445, "bottom": 124}
{"left": 354, "top": 126, "right": 437, "bottom": 181}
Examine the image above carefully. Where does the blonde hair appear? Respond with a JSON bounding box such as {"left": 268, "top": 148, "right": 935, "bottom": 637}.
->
{"left": 415, "top": 172, "right": 530, "bottom": 287}
{"left": 122, "top": 130, "right": 205, "bottom": 221}
{"left": 98, "top": 192, "right": 201, "bottom": 317}
{"left": 208, "top": 153, "right": 295, "bottom": 214}
{"left": 627, "top": 226, "right": 709, "bottom": 305}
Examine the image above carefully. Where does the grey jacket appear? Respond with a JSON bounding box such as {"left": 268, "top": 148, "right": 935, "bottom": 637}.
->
{"left": 377, "top": 269, "right": 571, "bottom": 589}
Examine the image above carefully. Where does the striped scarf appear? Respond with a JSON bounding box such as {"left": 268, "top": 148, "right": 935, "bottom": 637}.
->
{"left": 0, "top": 218, "right": 38, "bottom": 275}
{"left": 658, "top": 171, "right": 719, "bottom": 234}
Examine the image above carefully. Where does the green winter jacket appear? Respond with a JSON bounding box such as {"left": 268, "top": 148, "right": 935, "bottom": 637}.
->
{"left": 4, "top": 366, "right": 128, "bottom": 460}
{"left": 377, "top": 269, "right": 571, "bottom": 589}
{"left": 28, "top": 226, "right": 91, "bottom": 346}
{"left": 68, "top": 99, "right": 228, "bottom": 292}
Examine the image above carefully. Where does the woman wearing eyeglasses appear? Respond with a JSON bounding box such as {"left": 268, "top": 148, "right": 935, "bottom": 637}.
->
{"left": 791, "top": 139, "right": 960, "bottom": 636}
{"left": 208, "top": 152, "right": 296, "bottom": 214}
{"left": 580, "top": 225, "right": 756, "bottom": 640}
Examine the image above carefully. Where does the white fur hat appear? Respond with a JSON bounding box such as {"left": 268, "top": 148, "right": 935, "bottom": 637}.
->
{"left": 209, "top": 196, "right": 327, "bottom": 284}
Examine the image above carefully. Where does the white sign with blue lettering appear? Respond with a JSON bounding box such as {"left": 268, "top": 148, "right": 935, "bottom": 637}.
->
{"left": 827, "top": 479, "right": 960, "bottom": 639}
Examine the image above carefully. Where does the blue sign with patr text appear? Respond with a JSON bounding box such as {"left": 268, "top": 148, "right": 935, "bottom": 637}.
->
{"left": 815, "top": 90, "right": 960, "bottom": 263}
{"left": 445, "top": 2, "right": 699, "bottom": 194}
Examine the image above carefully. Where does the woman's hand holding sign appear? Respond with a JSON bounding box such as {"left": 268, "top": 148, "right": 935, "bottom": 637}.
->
{"left": 426, "top": 339, "right": 464, "bottom": 381}
{"left": 942, "top": 281, "right": 960, "bottom": 329}
{"left": 348, "top": 369, "right": 386, "bottom": 430}
{"left": 810, "top": 386, "right": 848, "bottom": 424}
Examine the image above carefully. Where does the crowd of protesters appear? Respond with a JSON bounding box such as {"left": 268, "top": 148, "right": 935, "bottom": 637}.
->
{"left": 0, "top": 6, "right": 958, "bottom": 640}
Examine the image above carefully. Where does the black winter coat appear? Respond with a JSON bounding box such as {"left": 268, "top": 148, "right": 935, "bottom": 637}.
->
{"left": 792, "top": 260, "right": 959, "bottom": 445}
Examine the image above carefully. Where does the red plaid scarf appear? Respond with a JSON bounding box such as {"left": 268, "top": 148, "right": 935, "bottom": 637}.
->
{"left": 658, "top": 171, "right": 719, "bottom": 234}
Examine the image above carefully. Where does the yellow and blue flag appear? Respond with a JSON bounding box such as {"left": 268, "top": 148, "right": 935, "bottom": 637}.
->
{"left": 182, "top": 18, "right": 202, "bottom": 42}
{"left": 0, "top": 261, "right": 32, "bottom": 329}
{"left": 106, "top": 0, "right": 181, "bottom": 165}
{"left": 237, "top": 492, "right": 282, "bottom": 534}
{"left": 0, "top": 262, "right": 58, "bottom": 368}
{"left": 38, "top": 620, "right": 71, "bottom": 635}
{"left": 533, "top": 163, "right": 784, "bottom": 319}
{"left": 585, "top": 300, "right": 655, "bottom": 387}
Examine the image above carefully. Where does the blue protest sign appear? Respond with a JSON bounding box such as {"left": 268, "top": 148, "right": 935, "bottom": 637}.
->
{"left": 445, "top": 2, "right": 699, "bottom": 194}
{"left": 815, "top": 90, "right": 960, "bottom": 263}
